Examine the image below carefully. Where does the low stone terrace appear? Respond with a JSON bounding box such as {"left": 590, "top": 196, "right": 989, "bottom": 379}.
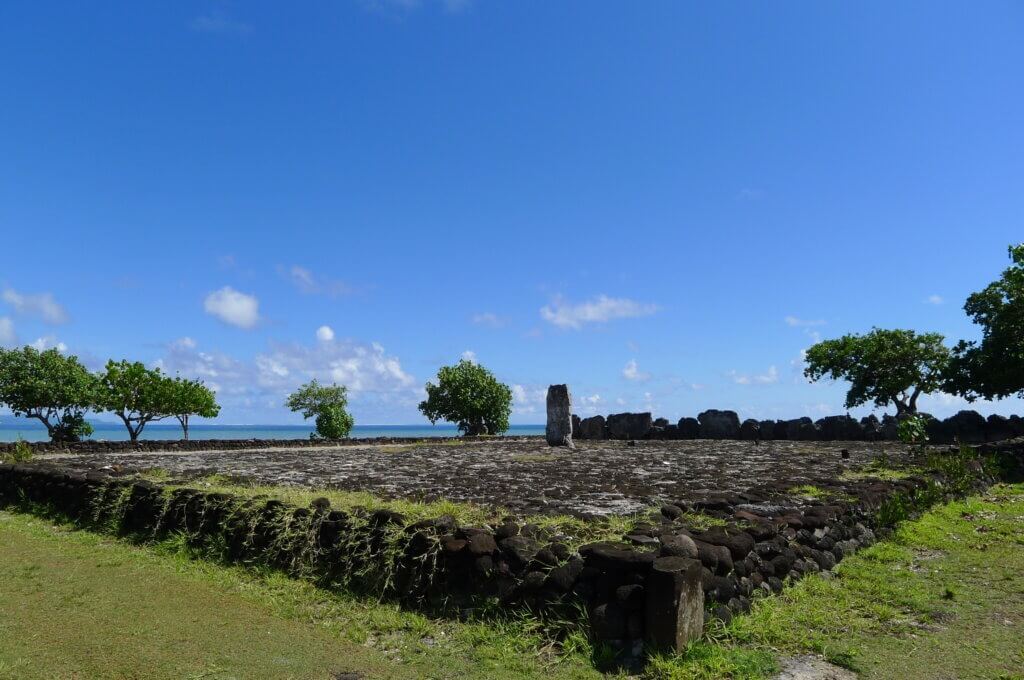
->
{"left": 40, "top": 437, "right": 924, "bottom": 517}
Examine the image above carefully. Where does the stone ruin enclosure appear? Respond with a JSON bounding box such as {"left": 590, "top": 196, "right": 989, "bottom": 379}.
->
{"left": 0, "top": 393, "right": 1020, "bottom": 658}
{"left": 565, "top": 407, "right": 1023, "bottom": 444}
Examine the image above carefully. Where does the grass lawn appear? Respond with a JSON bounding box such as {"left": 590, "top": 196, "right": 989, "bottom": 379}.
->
{"left": 0, "top": 511, "right": 601, "bottom": 680}
{"left": 649, "top": 482, "right": 1024, "bottom": 679}
{"left": 2, "top": 483, "right": 1023, "bottom": 679}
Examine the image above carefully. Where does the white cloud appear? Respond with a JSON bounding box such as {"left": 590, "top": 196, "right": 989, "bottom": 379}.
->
{"left": 2, "top": 288, "right": 68, "bottom": 324}
{"left": 511, "top": 384, "right": 546, "bottom": 415}
{"left": 204, "top": 287, "right": 261, "bottom": 329}
{"left": 540, "top": 295, "right": 658, "bottom": 330}
{"left": 579, "top": 393, "right": 602, "bottom": 415}
{"left": 729, "top": 365, "right": 779, "bottom": 385}
{"left": 30, "top": 335, "right": 67, "bottom": 353}
{"left": 622, "top": 359, "right": 651, "bottom": 382}
{"left": 172, "top": 336, "right": 197, "bottom": 350}
{"left": 283, "top": 265, "right": 353, "bottom": 297}
{"left": 471, "top": 312, "right": 505, "bottom": 328}
{"left": 784, "top": 316, "right": 825, "bottom": 327}
{"left": 316, "top": 325, "right": 335, "bottom": 342}
{"left": 255, "top": 339, "right": 414, "bottom": 393}
{"left": 925, "top": 294, "right": 944, "bottom": 305}
{"left": 0, "top": 317, "right": 15, "bottom": 345}
{"left": 156, "top": 337, "right": 416, "bottom": 416}
{"left": 461, "top": 350, "right": 477, "bottom": 363}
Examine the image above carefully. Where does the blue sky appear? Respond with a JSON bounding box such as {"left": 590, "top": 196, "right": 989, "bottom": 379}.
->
{"left": 1, "top": 1, "right": 1022, "bottom": 425}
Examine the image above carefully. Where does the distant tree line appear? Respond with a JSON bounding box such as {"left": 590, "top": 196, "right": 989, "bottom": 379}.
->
{"left": 804, "top": 244, "right": 1024, "bottom": 417}
{"left": 0, "top": 349, "right": 219, "bottom": 443}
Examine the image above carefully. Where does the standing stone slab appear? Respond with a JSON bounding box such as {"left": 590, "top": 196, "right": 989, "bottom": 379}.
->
{"left": 546, "top": 384, "right": 574, "bottom": 447}
{"left": 644, "top": 556, "right": 704, "bottom": 651}
{"left": 579, "top": 415, "right": 606, "bottom": 440}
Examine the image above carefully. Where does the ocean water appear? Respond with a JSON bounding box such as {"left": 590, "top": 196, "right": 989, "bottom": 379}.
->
{"left": 0, "top": 422, "right": 544, "bottom": 443}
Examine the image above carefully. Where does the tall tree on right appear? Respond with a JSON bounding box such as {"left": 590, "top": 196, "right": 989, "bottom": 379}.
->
{"left": 803, "top": 328, "right": 949, "bottom": 416}
{"left": 945, "top": 244, "right": 1024, "bottom": 400}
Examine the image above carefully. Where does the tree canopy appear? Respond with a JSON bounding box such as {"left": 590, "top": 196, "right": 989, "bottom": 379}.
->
{"left": 164, "top": 377, "right": 220, "bottom": 440}
{"left": 803, "top": 328, "right": 949, "bottom": 415}
{"left": 96, "top": 360, "right": 171, "bottom": 442}
{"left": 285, "top": 380, "right": 354, "bottom": 439}
{"left": 945, "top": 244, "right": 1024, "bottom": 401}
{"left": 0, "top": 346, "right": 98, "bottom": 442}
{"left": 418, "top": 359, "right": 512, "bottom": 435}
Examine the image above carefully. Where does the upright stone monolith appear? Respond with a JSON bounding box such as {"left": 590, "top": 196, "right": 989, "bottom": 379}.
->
{"left": 545, "top": 384, "right": 574, "bottom": 447}
{"left": 644, "top": 556, "right": 704, "bottom": 651}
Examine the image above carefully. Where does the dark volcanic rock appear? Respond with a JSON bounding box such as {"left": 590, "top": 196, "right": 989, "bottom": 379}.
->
{"left": 607, "top": 412, "right": 653, "bottom": 440}
{"left": 759, "top": 420, "right": 777, "bottom": 440}
{"left": 739, "top": 419, "right": 761, "bottom": 440}
{"left": 677, "top": 418, "right": 700, "bottom": 439}
{"left": 698, "top": 410, "right": 741, "bottom": 439}
{"left": 816, "top": 415, "right": 863, "bottom": 441}
{"left": 578, "top": 415, "right": 606, "bottom": 440}
{"left": 545, "top": 385, "right": 574, "bottom": 448}
{"left": 785, "top": 417, "right": 818, "bottom": 441}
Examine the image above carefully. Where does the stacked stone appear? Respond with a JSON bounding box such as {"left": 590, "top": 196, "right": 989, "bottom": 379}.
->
{"left": 570, "top": 409, "right": 1024, "bottom": 444}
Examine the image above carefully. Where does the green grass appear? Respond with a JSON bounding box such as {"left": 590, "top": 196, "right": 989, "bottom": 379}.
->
{"left": 646, "top": 483, "right": 1024, "bottom": 679}
{"left": 0, "top": 510, "right": 606, "bottom": 680}
{"left": 786, "top": 484, "right": 855, "bottom": 503}
{"left": 676, "top": 511, "right": 728, "bottom": 531}
{"left": 2, "top": 484, "right": 1024, "bottom": 678}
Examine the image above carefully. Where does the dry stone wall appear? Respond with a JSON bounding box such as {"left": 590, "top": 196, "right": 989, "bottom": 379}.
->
{"left": 576, "top": 409, "right": 1024, "bottom": 444}
{"left": 3, "top": 439, "right": 1018, "bottom": 658}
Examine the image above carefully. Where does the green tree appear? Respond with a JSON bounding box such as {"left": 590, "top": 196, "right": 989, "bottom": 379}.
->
{"left": 164, "top": 377, "right": 220, "bottom": 440}
{"left": 285, "top": 380, "right": 354, "bottom": 439}
{"left": 945, "top": 244, "right": 1024, "bottom": 400}
{"left": 803, "top": 328, "right": 949, "bottom": 416}
{"left": 418, "top": 359, "right": 512, "bottom": 435}
{"left": 0, "top": 346, "right": 98, "bottom": 442}
{"left": 97, "top": 360, "right": 170, "bottom": 442}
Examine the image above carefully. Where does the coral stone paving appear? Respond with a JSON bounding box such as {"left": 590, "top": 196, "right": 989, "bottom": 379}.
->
{"left": 39, "top": 438, "right": 925, "bottom": 517}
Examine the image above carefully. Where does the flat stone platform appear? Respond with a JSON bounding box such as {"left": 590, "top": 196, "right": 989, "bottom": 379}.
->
{"left": 39, "top": 437, "right": 924, "bottom": 517}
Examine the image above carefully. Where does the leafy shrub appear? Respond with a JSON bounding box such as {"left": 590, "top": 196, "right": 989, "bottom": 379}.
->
{"left": 2, "top": 437, "right": 34, "bottom": 463}
{"left": 897, "top": 413, "right": 931, "bottom": 445}
{"left": 418, "top": 359, "right": 512, "bottom": 435}
{"left": 286, "top": 380, "right": 354, "bottom": 440}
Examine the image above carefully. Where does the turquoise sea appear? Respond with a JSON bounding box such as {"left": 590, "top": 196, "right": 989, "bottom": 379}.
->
{"left": 0, "top": 421, "right": 544, "bottom": 443}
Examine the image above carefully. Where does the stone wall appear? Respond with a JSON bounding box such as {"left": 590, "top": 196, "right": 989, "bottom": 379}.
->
{"left": 0, "top": 435, "right": 486, "bottom": 455}
{"left": 3, "top": 441, "right": 1015, "bottom": 658}
{"left": 575, "top": 409, "right": 1024, "bottom": 444}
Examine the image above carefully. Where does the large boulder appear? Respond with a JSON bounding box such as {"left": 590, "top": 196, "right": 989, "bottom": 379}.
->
{"left": 739, "top": 419, "right": 761, "bottom": 440}
{"left": 860, "top": 415, "right": 882, "bottom": 441}
{"left": 986, "top": 414, "right": 1015, "bottom": 442}
{"left": 784, "top": 417, "right": 819, "bottom": 441}
{"left": 942, "top": 410, "right": 987, "bottom": 444}
{"left": 880, "top": 415, "right": 899, "bottom": 440}
{"left": 677, "top": 417, "right": 700, "bottom": 439}
{"left": 772, "top": 420, "right": 789, "bottom": 440}
{"left": 607, "top": 412, "right": 653, "bottom": 440}
{"left": 578, "top": 415, "right": 606, "bottom": 440}
{"left": 545, "top": 385, "right": 574, "bottom": 447}
{"left": 697, "top": 410, "right": 741, "bottom": 439}
{"left": 759, "top": 420, "right": 777, "bottom": 440}
{"left": 815, "top": 415, "right": 864, "bottom": 441}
